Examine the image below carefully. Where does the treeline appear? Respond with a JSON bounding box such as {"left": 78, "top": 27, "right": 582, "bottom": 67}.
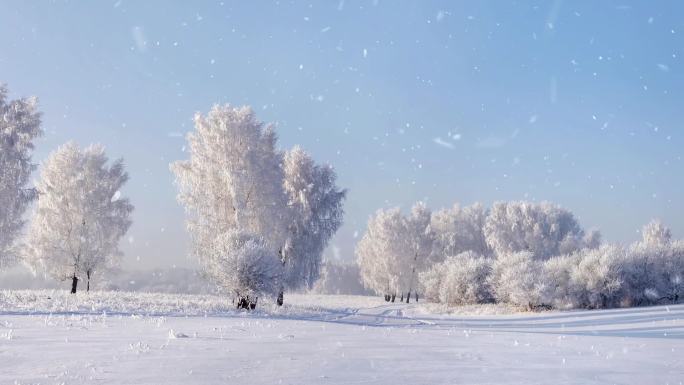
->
{"left": 3, "top": 83, "right": 681, "bottom": 311}
{"left": 357, "top": 201, "right": 683, "bottom": 310}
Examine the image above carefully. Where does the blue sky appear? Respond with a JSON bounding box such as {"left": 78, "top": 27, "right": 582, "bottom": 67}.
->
{"left": 1, "top": 1, "right": 682, "bottom": 269}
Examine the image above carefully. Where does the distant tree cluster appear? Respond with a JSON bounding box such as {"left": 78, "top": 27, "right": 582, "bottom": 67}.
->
{"left": 312, "top": 259, "right": 373, "bottom": 296}
{"left": 358, "top": 201, "right": 683, "bottom": 310}
{"left": 357, "top": 201, "right": 593, "bottom": 303}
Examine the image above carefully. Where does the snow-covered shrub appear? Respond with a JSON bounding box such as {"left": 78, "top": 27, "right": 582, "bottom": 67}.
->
{"left": 620, "top": 220, "right": 677, "bottom": 306}
{"left": 418, "top": 264, "right": 443, "bottom": 303}
{"left": 619, "top": 244, "right": 660, "bottom": 306}
{"left": 588, "top": 220, "right": 684, "bottom": 306}
{"left": 570, "top": 245, "right": 627, "bottom": 309}
{"left": 619, "top": 221, "right": 682, "bottom": 305}
{"left": 627, "top": 240, "right": 684, "bottom": 305}
{"left": 490, "top": 251, "right": 549, "bottom": 309}
{"left": 206, "top": 231, "right": 283, "bottom": 307}
{"left": 540, "top": 235, "right": 684, "bottom": 310}
{"left": 543, "top": 254, "right": 581, "bottom": 309}
{"left": 419, "top": 251, "right": 492, "bottom": 305}
{"left": 655, "top": 240, "right": 684, "bottom": 303}
{"left": 484, "top": 201, "right": 594, "bottom": 260}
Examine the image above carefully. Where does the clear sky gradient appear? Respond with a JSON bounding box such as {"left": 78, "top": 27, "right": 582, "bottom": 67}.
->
{"left": 1, "top": 1, "right": 682, "bottom": 269}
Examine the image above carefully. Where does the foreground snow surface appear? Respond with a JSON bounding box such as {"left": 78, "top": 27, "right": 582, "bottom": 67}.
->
{"left": 1, "top": 291, "right": 683, "bottom": 385}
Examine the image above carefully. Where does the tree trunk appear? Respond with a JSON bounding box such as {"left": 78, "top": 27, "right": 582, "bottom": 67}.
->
{"left": 384, "top": 294, "right": 390, "bottom": 302}
{"left": 406, "top": 290, "right": 411, "bottom": 303}
{"left": 236, "top": 296, "right": 259, "bottom": 310}
{"left": 277, "top": 291, "right": 284, "bottom": 306}
{"left": 70, "top": 275, "right": 78, "bottom": 294}
{"left": 86, "top": 271, "right": 91, "bottom": 292}
{"left": 237, "top": 296, "right": 250, "bottom": 310}
{"left": 391, "top": 294, "right": 396, "bottom": 302}
{"left": 400, "top": 293, "right": 404, "bottom": 302}
{"left": 415, "top": 292, "right": 418, "bottom": 302}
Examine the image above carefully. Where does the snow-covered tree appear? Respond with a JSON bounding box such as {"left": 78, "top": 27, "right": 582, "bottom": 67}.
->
{"left": 25, "top": 142, "right": 133, "bottom": 293}
{"left": 356, "top": 203, "right": 433, "bottom": 302}
{"left": 402, "top": 202, "right": 434, "bottom": 301}
{"left": 490, "top": 251, "right": 549, "bottom": 309}
{"left": 484, "top": 201, "right": 590, "bottom": 260}
{"left": 641, "top": 219, "right": 672, "bottom": 247}
{"left": 0, "top": 85, "right": 42, "bottom": 269}
{"left": 171, "top": 105, "right": 345, "bottom": 306}
{"left": 430, "top": 203, "right": 491, "bottom": 259}
{"left": 171, "top": 105, "right": 289, "bottom": 259}
{"left": 419, "top": 251, "right": 492, "bottom": 305}
{"left": 583, "top": 229, "right": 603, "bottom": 250}
{"left": 207, "top": 230, "right": 283, "bottom": 308}
{"left": 356, "top": 207, "right": 408, "bottom": 300}
{"left": 282, "top": 146, "right": 346, "bottom": 290}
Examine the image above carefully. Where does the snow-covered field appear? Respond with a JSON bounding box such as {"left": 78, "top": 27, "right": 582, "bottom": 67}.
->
{"left": 1, "top": 291, "right": 683, "bottom": 385}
